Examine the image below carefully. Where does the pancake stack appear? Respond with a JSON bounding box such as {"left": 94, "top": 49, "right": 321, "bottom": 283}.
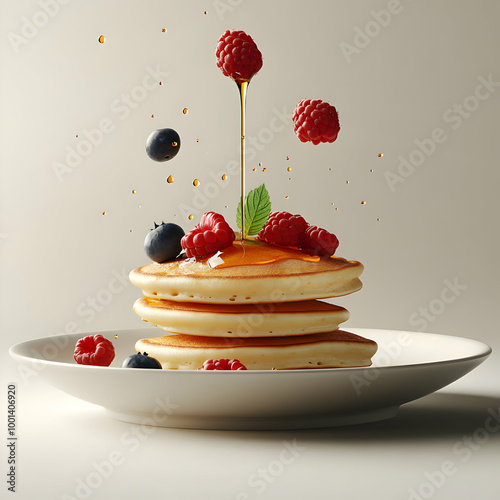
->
{"left": 129, "top": 239, "right": 377, "bottom": 369}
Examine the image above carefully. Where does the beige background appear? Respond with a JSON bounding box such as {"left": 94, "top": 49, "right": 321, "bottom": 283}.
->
{"left": 1, "top": 1, "right": 499, "bottom": 386}
{"left": 1, "top": 2, "right": 500, "bottom": 500}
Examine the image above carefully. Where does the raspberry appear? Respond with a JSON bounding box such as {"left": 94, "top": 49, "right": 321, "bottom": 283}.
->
{"left": 181, "top": 212, "right": 235, "bottom": 258}
{"left": 292, "top": 99, "right": 340, "bottom": 145}
{"left": 199, "top": 359, "right": 247, "bottom": 371}
{"left": 215, "top": 30, "right": 263, "bottom": 84}
{"left": 257, "top": 211, "right": 308, "bottom": 247}
{"left": 74, "top": 334, "right": 115, "bottom": 366}
{"left": 299, "top": 225, "right": 339, "bottom": 256}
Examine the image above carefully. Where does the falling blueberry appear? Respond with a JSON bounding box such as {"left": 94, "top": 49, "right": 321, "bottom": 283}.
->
{"left": 146, "top": 128, "right": 181, "bottom": 161}
{"left": 144, "top": 222, "right": 185, "bottom": 262}
{"left": 122, "top": 352, "right": 162, "bottom": 369}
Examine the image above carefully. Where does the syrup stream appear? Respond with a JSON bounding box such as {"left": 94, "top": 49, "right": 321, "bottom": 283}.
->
{"left": 237, "top": 81, "right": 248, "bottom": 240}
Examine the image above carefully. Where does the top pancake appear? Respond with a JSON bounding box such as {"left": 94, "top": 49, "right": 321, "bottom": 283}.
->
{"left": 130, "top": 240, "right": 363, "bottom": 304}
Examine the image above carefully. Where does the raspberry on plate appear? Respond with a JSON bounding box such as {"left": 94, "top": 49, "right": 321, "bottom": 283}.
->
{"left": 292, "top": 99, "right": 340, "bottom": 145}
{"left": 257, "top": 211, "right": 308, "bottom": 247}
{"left": 199, "top": 359, "right": 247, "bottom": 371}
{"left": 181, "top": 212, "right": 235, "bottom": 259}
{"left": 299, "top": 225, "right": 339, "bottom": 256}
{"left": 74, "top": 334, "right": 115, "bottom": 367}
{"left": 215, "top": 30, "right": 263, "bottom": 84}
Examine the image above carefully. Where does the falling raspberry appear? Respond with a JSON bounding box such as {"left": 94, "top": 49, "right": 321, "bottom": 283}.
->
{"left": 215, "top": 30, "right": 263, "bottom": 84}
{"left": 292, "top": 99, "right": 340, "bottom": 145}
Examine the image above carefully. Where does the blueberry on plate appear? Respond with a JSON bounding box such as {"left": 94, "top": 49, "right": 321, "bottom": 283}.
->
{"left": 122, "top": 352, "right": 162, "bottom": 369}
{"left": 144, "top": 222, "right": 185, "bottom": 263}
{"left": 145, "top": 128, "right": 181, "bottom": 162}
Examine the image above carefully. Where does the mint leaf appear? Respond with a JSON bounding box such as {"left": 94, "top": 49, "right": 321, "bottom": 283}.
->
{"left": 236, "top": 183, "right": 272, "bottom": 238}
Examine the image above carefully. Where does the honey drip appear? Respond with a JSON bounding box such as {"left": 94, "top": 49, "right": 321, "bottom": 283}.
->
{"left": 211, "top": 240, "right": 320, "bottom": 268}
{"left": 237, "top": 81, "right": 249, "bottom": 239}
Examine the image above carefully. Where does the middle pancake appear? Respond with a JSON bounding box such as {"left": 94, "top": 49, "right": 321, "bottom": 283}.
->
{"left": 133, "top": 297, "right": 349, "bottom": 337}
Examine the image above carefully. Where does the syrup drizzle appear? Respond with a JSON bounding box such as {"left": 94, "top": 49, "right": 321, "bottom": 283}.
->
{"left": 237, "top": 81, "right": 249, "bottom": 240}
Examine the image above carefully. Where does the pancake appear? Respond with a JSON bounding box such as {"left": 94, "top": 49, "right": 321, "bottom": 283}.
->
{"left": 130, "top": 240, "right": 363, "bottom": 304}
{"left": 133, "top": 297, "right": 350, "bottom": 337}
{"left": 135, "top": 330, "right": 378, "bottom": 370}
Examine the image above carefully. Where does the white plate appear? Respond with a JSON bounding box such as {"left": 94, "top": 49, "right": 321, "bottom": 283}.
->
{"left": 9, "top": 328, "right": 491, "bottom": 430}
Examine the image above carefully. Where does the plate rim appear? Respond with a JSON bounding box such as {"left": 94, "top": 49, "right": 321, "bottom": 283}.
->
{"left": 9, "top": 327, "right": 492, "bottom": 373}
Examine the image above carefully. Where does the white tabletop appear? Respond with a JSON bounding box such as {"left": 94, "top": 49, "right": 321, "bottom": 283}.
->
{"left": 12, "top": 378, "right": 500, "bottom": 500}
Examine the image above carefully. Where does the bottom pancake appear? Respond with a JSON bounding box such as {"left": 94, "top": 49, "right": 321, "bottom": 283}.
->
{"left": 135, "top": 330, "right": 378, "bottom": 370}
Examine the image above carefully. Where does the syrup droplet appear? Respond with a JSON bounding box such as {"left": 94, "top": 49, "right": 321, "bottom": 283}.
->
{"left": 378, "top": 153, "right": 384, "bottom": 157}
{"left": 151, "top": 114, "right": 155, "bottom": 118}
{"left": 159, "top": 81, "right": 163, "bottom": 85}
{"left": 204, "top": 10, "right": 207, "bottom": 14}
{"left": 193, "top": 179, "right": 200, "bottom": 187}
{"left": 172, "top": 141, "right": 178, "bottom": 147}
{"left": 167, "top": 175, "right": 174, "bottom": 183}
{"left": 262, "top": 167, "right": 267, "bottom": 172}
{"left": 258, "top": 162, "right": 262, "bottom": 167}
{"left": 188, "top": 214, "right": 194, "bottom": 220}
{"left": 132, "top": 189, "right": 136, "bottom": 194}
{"left": 183, "top": 108, "right": 189, "bottom": 115}
{"left": 285, "top": 195, "right": 289, "bottom": 199}
{"left": 252, "top": 168, "right": 256, "bottom": 172}
{"left": 370, "top": 169, "right": 373, "bottom": 173}
{"left": 335, "top": 207, "right": 339, "bottom": 211}
{"left": 98, "top": 35, "right": 106, "bottom": 44}
{"left": 286, "top": 156, "right": 289, "bottom": 160}
{"left": 361, "top": 201, "right": 366, "bottom": 205}
{"left": 222, "top": 174, "right": 227, "bottom": 181}
{"left": 377, "top": 217, "right": 381, "bottom": 221}
{"left": 114, "top": 334, "right": 118, "bottom": 339}
{"left": 102, "top": 211, "right": 106, "bottom": 215}
{"left": 287, "top": 167, "right": 292, "bottom": 172}
{"left": 196, "top": 139, "right": 199, "bottom": 143}
{"left": 162, "top": 28, "right": 167, "bottom": 33}
{"left": 346, "top": 180, "right": 350, "bottom": 184}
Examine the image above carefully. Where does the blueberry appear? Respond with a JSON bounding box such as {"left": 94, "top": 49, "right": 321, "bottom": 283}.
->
{"left": 122, "top": 352, "right": 162, "bottom": 369}
{"left": 145, "top": 128, "right": 181, "bottom": 162}
{"left": 144, "top": 222, "right": 185, "bottom": 262}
